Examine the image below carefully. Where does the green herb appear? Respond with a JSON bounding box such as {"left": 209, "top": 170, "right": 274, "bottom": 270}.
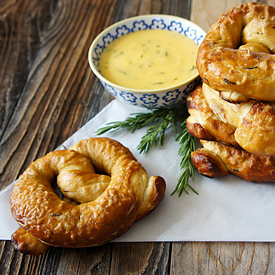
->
{"left": 172, "top": 124, "right": 197, "bottom": 196}
{"left": 115, "top": 51, "right": 124, "bottom": 58}
{"left": 136, "top": 106, "right": 182, "bottom": 154}
{"left": 95, "top": 108, "right": 175, "bottom": 135}
{"left": 116, "top": 68, "right": 127, "bottom": 75}
{"left": 95, "top": 103, "right": 197, "bottom": 196}
{"left": 51, "top": 213, "right": 62, "bottom": 216}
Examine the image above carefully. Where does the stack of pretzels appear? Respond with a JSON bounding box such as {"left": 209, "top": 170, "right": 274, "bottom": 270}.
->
{"left": 186, "top": 2, "right": 275, "bottom": 182}
{"left": 10, "top": 137, "right": 166, "bottom": 255}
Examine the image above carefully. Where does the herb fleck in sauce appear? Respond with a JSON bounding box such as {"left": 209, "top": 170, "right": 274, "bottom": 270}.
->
{"left": 99, "top": 29, "right": 198, "bottom": 90}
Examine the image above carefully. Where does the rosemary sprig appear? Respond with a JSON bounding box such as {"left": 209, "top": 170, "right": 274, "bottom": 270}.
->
{"left": 171, "top": 123, "right": 197, "bottom": 196}
{"left": 136, "top": 107, "right": 183, "bottom": 154}
{"left": 95, "top": 103, "right": 197, "bottom": 196}
{"left": 95, "top": 106, "right": 181, "bottom": 136}
{"left": 95, "top": 111, "right": 159, "bottom": 135}
{"left": 137, "top": 118, "right": 172, "bottom": 154}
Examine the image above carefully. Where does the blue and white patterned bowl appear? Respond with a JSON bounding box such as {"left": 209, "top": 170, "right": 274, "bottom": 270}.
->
{"left": 88, "top": 14, "right": 206, "bottom": 108}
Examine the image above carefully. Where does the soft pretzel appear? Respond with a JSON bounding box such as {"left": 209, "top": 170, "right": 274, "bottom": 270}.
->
{"left": 197, "top": 2, "right": 275, "bottom": 101}
{"left": 186, "top": 84, "right": 238, "bottom": 147}
{"left": 219, "top": 41, "right": 270, "bottom": 104}
{"left": 202, "top": 83, "right": 275, "bottom": 156}
{"left": 191, "top": 140, "right": 275, "bottom": 183}
{"left": 10, "top": 137, "right": 166, "bottom": 255}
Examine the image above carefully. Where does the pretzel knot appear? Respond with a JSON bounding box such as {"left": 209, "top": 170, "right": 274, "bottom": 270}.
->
{"left": 197, "top": 2, "right": 275, "bottom": 101}
{"left": 10, "top": 137, "right": 166, "bottom": 255}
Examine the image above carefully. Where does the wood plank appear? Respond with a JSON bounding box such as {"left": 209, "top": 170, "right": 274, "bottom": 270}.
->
{"left": 109, "top": 242, "right": 170, "bottom": 274}
{"left": 1, "top": 0, "right": 275, "bottom": 274}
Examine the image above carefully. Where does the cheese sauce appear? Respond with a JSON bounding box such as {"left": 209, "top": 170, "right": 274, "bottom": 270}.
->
{"left": 99, "top": 29, "right": 198, "bottom": 90}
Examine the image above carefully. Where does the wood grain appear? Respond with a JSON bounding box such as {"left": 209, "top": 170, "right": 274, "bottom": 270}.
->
{"left": 1, "top": 0, "right": 275, "bottom": 274}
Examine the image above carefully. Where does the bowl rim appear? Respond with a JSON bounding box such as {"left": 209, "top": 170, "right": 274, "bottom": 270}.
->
{"left": 88, "top": 14, "right": 206, "bottom": 94}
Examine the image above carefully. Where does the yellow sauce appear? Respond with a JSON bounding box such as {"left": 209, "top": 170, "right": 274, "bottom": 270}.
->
{"left": 99, "top": 29, "right": 199, "bottom": 90}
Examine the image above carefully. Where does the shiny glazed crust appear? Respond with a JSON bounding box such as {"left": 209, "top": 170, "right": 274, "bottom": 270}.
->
{"left": 186, "top": 84, "right": 238, "bottom": 147}
{"left": 10, "top": 137, "right": 166, "bottom": 255}
{"left": 203, "top": 83, "right": 275, "bottom": 156}
{"left": 191, "top": 140, "right": 275, "bottom": 182}
{"left": 197, "top": 2, "right": 275, "bottom": 101}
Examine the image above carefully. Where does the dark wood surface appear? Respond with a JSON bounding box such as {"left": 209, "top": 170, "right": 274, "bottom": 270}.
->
{"left": 1, "top": 0, "right": 275, "bottom": 274}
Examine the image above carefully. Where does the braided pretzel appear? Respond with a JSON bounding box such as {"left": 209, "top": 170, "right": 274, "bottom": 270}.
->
{"left": 186, "top": 83, "right": 275, "bottom": 156}
{"left": 186, "top": 84, "right": 238, "bottom": 148}
{"left": 191, "top": 140, "right": 275, "bottom": 183}
{"left": 185, "top": 86, "right": 275, "bottom": 182}
{"left": 197, "top": 2, "right": 275, "bottom": 101}
{"left": 202, "top": 83, "right": 275, "bottom": 156}
{"left": 10, "top": 137, "right": 166, "bottom": 255}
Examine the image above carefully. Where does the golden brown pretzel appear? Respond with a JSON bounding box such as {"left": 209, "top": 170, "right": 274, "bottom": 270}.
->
{"left": 197, "top": 2, "right": 275, "bottom": 101}
{"left": 202, "top": 83, "right": 275, "bottom": 156}
{"left": 191, "top": 140, "right": 275, "bottom": 183}
{"left": 10, "top": 137, "right": 166, "bottom": 255}
{"left": 186, "top": 84, "right": 238, "bottom": 147}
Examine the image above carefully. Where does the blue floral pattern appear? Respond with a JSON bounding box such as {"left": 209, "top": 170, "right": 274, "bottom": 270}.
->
{"left": 183, "top": 78, "right": 201, "bottom": 95}
{"left": 149, "top": 19, "right": 166, "bottom": 29}
{"left": 102, "top": 33, "right": 115, "bottom": 48}
{"left": 168, "top": 21, "right": 183, "bottom": 33}
{"left": 163, "top": 89, "right": 181, "bottom": 103}
{"left": 140, "top": 94, "right": 160, "bottom": 105}
{"left": 132, "top": 20, "right": 148, "bottom": 31}
{"left": 196, "top": 34, "right": 205, "bottom": 45}
{"left": 119, "top": 91, "right": 138, "bottom": 104}
{"left": 101, "top": 81, "right": 118, "bottom": 97}
{"left": 184, "top": 26, "right": 198, "bottom": 41}
{"left": 115, "top": 25, "right": 131, "bottom": 38}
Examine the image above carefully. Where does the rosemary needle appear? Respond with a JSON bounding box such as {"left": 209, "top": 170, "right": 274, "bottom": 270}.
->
{"left": 95, "top": 108, "right": 174, "bottom": 135}
{"left": 171, "top": 123, "right": 197, "bottom": 196}
{"left": 137, "top": 117, "right": 172, "bottom": 154}
{"left": 95, "top": 104, "right": 197, "bottom": 196}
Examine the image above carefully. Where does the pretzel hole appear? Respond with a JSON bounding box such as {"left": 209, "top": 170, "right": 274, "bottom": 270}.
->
{"left": 44, "top": 153, "right": 112, "bottom": 205}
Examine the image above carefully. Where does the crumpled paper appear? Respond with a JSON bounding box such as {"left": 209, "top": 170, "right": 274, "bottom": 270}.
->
{"left": 1, "top": 99, "right": 275, "bottom": 242}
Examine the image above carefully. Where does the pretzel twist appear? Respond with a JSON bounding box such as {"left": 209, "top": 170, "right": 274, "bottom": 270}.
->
{"left": 197, "top": 2, "right": 275, "bottom": 101}
{"left": 10, "top": 137, "right": 166, "bottom": 255}
{"left": 191, "top": 140, "right": 275, "bottom": 183}
{"left": 186, "top": 86, "right": 275, "bottom": 182}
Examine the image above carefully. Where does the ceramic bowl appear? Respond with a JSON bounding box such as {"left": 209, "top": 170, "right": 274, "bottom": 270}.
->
{"left": 88, "top": 14, "right": 206, "bottom": 108}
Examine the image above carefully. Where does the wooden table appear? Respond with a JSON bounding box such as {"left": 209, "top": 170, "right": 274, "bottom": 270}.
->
{"left": 1, "top": 0, "right": 275, "bottom": 274}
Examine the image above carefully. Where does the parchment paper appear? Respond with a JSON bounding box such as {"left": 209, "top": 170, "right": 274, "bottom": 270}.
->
{"left": 1, "top": 99, "right": 275, "bottom": 242}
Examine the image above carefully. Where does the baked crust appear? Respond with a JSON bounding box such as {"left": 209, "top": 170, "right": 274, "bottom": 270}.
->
{"left": 192, "top": 140, "right": 275, "bottom": 182}
{"left": 191, "top": 148, "right": 229, "bottom": 178}
{"left": 186, "top": 116, "right": 215, "bottom": 141}
{"left": 197, "top": 2, "right": 275, "bottom": 101}
{"left": 10, "top": 137, "right": 166, "bottom": 255}
{"left": 219, "top": 90, "right": 251, "bottom": 104}
{"left": 11, "top": 228, "right": 50, "bottom": 256}
{"left": 186, "top": 84, "right": 238, "bottom": 147}
{"left": 203, "top": 83, "right": 275, "bottom": 156}
{"left": 239, "top": 42, "right": 271, "bottom": 54}
{"left": 235, "top": 101, "right": 275, "bottom": 156}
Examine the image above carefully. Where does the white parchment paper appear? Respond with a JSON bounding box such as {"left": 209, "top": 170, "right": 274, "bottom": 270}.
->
{"left": 1, "top": 99, "right": 275, "bottom": 242}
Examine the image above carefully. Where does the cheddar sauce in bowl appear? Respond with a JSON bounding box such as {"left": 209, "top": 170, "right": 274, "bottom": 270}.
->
{"left": 88, "top": 15, "right": 206, "bottom": 108}
{"left": 99, "top": 29, "right": 198, "bottom": 90}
